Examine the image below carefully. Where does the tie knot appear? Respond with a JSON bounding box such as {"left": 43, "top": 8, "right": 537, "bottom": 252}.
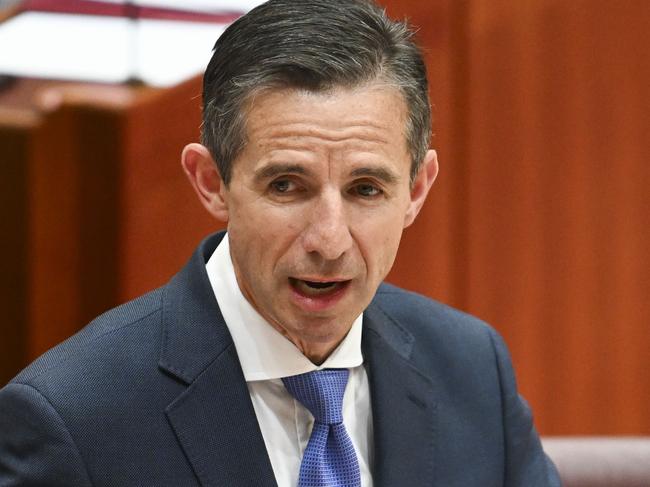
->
{"left": 282, "top": 369, "right": 349, "bottom": 425}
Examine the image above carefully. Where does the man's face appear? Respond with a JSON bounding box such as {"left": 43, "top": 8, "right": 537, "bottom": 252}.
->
{"left": 197, "top": 84, "right": 436, "bottom": 363}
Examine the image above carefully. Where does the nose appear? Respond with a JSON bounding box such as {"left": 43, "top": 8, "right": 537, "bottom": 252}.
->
{"left": 301, "top": 189, "right": 353, "bottom": 261}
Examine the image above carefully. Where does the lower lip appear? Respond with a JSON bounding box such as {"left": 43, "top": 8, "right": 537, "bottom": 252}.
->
{"left": 289, "top": 280, "right": 351, "bottom": 312}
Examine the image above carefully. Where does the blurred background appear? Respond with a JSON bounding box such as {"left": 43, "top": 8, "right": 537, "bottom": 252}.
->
{"left": 1, "top": 0, "right": 648, "bottom": 437}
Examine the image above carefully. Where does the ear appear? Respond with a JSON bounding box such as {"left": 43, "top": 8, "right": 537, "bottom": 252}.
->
{"left": 403, "top": 149, "right": 439, "bottom": 228}
{"left": 181, "top": 143, "right": 229, "bottom": 222}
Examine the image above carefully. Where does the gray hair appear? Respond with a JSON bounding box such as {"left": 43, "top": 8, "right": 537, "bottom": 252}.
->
{"left": 201, "top": 0, "right": 431, "bottom": 185}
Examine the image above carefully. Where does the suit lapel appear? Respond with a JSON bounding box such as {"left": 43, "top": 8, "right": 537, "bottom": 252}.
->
{"left": 158, "top": 233, "right": 277, "bottom": 487}
{"left": 164, "top": 345, "right": 277, "bottom": 487}
{"left": 363, "top": 301, "right": 437, "bottom": 487}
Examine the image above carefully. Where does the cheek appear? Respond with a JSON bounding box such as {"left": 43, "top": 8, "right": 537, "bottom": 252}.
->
{"left": 353, "top": 212, "right": 405, "bottom": 277}
{"left": 379, "top": 230, "right": 403, "bottom": 270}
{"left": 229, "top": 207, "right": 303, "bottom": 274}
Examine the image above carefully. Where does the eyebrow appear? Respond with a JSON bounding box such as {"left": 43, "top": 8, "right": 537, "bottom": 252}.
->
{"left": 350, "top": 167, "right": 401, "bottom": 184}
{"left": 254, "top": 163, "right": 308, "bottom": 182}
{"left": 253, "top": 163, "right": 401, "bottom": 185}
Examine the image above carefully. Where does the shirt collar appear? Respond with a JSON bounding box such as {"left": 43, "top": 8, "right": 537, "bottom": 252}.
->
{"left": 205, "top": 234, "right": 363, "bottom": 382}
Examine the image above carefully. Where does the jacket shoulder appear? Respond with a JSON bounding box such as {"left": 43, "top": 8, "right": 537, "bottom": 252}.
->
{"left": 372, "top": 282, "right": 503, "bottom": 369}
{"left": 11, "top": 288, "right": 164, "bottom": 386}
{"left": 374, "top": 282, "right": 494, "bottom": 337}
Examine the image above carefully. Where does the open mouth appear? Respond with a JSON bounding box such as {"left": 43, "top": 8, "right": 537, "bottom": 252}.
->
{"left": 289, "top": 278, "right": 350, "bottom": 297}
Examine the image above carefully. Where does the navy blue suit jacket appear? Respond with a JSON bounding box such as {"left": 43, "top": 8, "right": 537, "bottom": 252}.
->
{"left": 0, "top": 233, "right": 560, "bottom": 486}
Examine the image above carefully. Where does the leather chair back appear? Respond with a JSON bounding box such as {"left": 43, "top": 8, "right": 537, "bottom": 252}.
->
{"left": 542, "top": 437, "right": 650, "bottom": 487}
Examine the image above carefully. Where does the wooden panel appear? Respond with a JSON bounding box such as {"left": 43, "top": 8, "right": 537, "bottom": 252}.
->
{"left": 27, "top": 107, "right": 88, "bottom": 359}
{"left": 383, "top": 0, "right": 466, "bottom": 307}
{"left": 0, "top": 115, "right": 32, "bottom": 384}
{"left": 460, "top": 0, "right": 649, "bottom": 434}
{"left": 0, "top": 78, "right": 222, "bottom": 380}
{"left": 117, "top": 77, "right": 221, "bottom": 301}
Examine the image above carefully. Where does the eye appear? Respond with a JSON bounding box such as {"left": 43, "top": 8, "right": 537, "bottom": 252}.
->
{"left": 270, "top": 179, "right": 295, "bottom": 193}
{"left": 353, "top": 183, "right": 382, "bottom": 198}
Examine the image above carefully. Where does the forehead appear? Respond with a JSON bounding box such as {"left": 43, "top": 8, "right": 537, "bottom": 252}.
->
{"left": 241, "top": 83, "right": 410, "bottom": 153}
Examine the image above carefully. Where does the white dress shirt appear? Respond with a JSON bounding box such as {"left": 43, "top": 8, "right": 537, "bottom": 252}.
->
{"left": 205, "top": 235, "right": 374, "bottom": 487}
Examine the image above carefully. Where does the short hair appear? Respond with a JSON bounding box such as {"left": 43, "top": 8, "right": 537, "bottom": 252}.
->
{"left": 201, "top": 0, "right": 431, "bottom": 185}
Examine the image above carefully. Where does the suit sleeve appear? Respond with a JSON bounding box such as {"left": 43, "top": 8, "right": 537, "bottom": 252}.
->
{"left": 488, "top": 329, "right": 562, "bottom": 487}
{"left": 0, "top": 382, "right": 93, "bottom": 487}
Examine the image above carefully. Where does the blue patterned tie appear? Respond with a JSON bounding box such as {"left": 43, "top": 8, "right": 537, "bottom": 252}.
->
{"left": 282, "top": 369, "right": 361, "bottom": 487}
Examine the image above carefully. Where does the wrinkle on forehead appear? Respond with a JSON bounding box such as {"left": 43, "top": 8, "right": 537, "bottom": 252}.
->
{"left": 252, "top": 128, "right": 394, "bottom": 155}
{"left": 244, "top": 84, "right": 409, "bottom": 156}
{"left": 257, "top": 123, "right": 392, "bottom": 144}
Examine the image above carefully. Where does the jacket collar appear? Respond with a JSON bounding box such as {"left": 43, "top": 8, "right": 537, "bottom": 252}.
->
{"left": 158, "top": 232, "right": 229, "bottom": 383}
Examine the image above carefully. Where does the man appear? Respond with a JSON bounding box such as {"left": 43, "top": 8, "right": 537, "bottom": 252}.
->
{"left": 0, "top": 0, "right": 560, "bottom": 485}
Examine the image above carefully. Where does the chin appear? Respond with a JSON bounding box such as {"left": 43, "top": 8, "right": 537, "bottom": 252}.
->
{"left": 289, "top": 312, "right": 340, "bottom": 332}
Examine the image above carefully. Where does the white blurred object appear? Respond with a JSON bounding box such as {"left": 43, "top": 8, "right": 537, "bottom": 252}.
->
{"left": 0, "top": 2, "right": 267, "bottom": 86}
